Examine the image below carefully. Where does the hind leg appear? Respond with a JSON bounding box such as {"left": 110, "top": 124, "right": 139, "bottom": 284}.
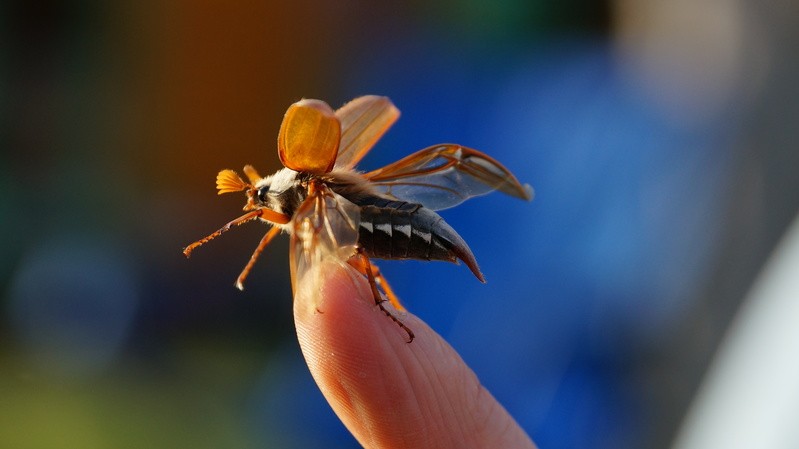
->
{"left": 349, "top": 250, "right": 414, "bottom": 342}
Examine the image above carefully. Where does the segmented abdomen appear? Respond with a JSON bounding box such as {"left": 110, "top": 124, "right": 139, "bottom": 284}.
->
{"left": 356, "top": 196, "right": 484, "bottom": 281}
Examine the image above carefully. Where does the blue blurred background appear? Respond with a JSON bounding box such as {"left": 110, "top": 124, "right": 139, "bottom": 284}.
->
{"left": 2, "top": 1, "right": 798, "bottom": 448}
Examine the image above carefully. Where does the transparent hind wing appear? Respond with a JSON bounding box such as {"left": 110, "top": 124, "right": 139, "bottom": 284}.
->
{"left": 289, "top": 181, "right": 361, "bottom": 296}
{"left": 365, "top": 144, "right": 534, "bottom": 211}
{"left": 334, "top": 96, "right": 400, "bottom": 169}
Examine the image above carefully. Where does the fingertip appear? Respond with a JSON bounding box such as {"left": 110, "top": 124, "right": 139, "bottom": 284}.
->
{"left": 292, "top": 260, "right": 535, "bottom": 448}
{"left": 292, "top": 259, "right": 408, "bottom": 364}
{"left": 292, "top": 260, "right": 430, "bottom": 445}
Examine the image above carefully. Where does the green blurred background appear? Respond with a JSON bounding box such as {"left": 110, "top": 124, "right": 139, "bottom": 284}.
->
{"left": 2, "top": 1, "right": 798, "bottom": 448}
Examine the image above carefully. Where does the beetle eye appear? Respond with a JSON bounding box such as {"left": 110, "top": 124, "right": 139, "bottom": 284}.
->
{"left": 257, "top": 185, "right": 270, "bottom": 202}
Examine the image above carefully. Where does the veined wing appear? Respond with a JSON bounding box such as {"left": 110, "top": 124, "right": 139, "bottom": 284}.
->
{"left": 289, "top": 182, "right": 361, "bottom": 296}
{"left": 365, "top": 144, "right": 533, "bottom": 211}
{"left": 334, "top": 96, "right": 400, "bottom": 169}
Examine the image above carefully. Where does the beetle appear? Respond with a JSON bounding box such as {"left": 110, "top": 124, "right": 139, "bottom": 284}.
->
{"left": 184, "top": 96, "right": 533, "bottom": 341}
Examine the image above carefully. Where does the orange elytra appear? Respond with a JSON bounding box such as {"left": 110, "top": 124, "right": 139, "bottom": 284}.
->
{"left": 277, "top": 99, "right": 341, "bottom": 174}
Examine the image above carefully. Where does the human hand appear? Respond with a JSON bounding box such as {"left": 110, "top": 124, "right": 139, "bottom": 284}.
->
{"left": 293, "top": 260, "right": 537, "bottom": 448}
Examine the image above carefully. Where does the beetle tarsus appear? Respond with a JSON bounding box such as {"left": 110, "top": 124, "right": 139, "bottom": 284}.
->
{"left": 361, "top": 250, "right": 415, "bottom": 343}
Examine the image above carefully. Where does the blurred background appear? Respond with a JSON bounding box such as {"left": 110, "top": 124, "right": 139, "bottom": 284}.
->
{"left": 2, "top": 1, "right": 798, "bottom": 448}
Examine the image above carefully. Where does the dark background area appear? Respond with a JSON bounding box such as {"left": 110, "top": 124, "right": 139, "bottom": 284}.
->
{"left": 2, "top": 1, "right": 798, "bottom": 448}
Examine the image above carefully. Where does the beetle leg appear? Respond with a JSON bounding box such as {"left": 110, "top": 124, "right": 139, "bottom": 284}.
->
{"left": 351, "top": 250, "right": 414, "bottom": 343}
{"left": 235, "top": 226, "right": 281, "bottom": 290}
{"left": 348, "top": 256, "right": 405, "bottom": 312}
{"left": 370, "top": 263, "right": 404, "bottom": 312}
{"left": 183, "top": 210, "right": 261, "bottom": 257}
{"left": 184, "top": 208, "right": 290, "bottom": 258}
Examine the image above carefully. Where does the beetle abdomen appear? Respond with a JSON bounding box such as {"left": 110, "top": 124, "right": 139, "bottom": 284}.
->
{"left": 356, "top": 196, "right": 485, "bottom": 282}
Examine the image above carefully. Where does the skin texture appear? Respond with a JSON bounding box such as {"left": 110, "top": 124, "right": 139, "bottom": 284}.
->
{"left": 293, "top": 260, "right": 537, "bottom": 449}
